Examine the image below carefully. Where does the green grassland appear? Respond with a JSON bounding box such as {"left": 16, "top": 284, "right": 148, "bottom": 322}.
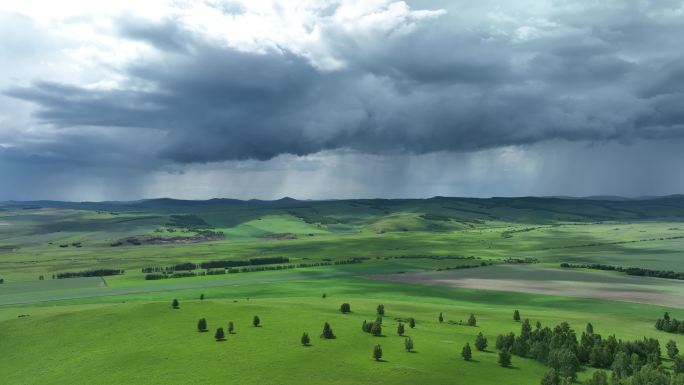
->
{"left": 1, "top": 197, "right": 684, "bottom": 384}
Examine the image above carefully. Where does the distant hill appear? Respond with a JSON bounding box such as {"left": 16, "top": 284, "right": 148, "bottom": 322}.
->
{"left": 3, "top": 196, "right": 684, "bottom": 226}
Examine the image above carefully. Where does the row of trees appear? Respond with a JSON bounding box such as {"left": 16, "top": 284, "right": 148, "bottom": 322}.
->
{"left": 560, "top": 262, "right": 684, "bottom": 281}
{"left": 55, "top": 268, "right": 124, "bottom": 279}
{"left": 144, "top": 257, "right": 365, "bottom": 274}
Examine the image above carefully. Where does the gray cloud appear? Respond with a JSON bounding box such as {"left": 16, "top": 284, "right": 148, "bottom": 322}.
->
{"left": 1, "top": 1, "right": 684, "bottom": 200}
{"left": 6, "top": 0, "right": 684, "bottom": 166}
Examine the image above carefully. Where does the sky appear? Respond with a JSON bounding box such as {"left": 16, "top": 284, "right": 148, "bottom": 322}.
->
{"left": 1, "top": 0, "right": 683, "bottom": 201}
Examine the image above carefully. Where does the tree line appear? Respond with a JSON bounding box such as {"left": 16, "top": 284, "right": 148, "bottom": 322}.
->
{"left": 560, "top": 263, "right": 684, "bottom": 281}
{"left": 55, "top": 269, "right": 124, "bottom": 279}
{"left": 144, "top": 258, "right": 365, "bottom": 280}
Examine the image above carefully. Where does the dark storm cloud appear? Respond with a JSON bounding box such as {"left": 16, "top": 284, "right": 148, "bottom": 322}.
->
{"left": 5, "top": 0, "right": 684, "bottom": 165}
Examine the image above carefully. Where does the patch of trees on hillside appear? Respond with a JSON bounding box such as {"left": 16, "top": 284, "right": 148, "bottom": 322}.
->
{"left": 656, "top": 312, "right": 684, "bottom": 334}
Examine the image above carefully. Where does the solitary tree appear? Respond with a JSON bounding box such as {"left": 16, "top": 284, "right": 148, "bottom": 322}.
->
{"left": 513, "top": 310, "right": 520, "bottom": 322}
{"left": 215, "top": 327, "right": 225, "bottom": 341}
{"left": 439, "top": 312, "right": 444, "bottom": 323}
{"left": 475, "top": 332, "right": 488, "bottom": 351}
{"left": 668, "top": 340, "right": 680, "bottom": 359}
{"left": 586, "top": 322, "right": 594, "bottom": 334}
{"left": 462, "top": 343, "right": 472, "bottom": 361}
{"left": 253, "top": 315, "right": 260, "bottom": 327}
{"left": 227, "top": 321, "right": 235, "bottom": 334}
{"left": 172, "top": 299, "right": 179, "bottom": 309}
{"left": 404, "top": 337, "right": 414, "bottom": 352}
{"left": 409, "top": 318, "right": 416, "bottom": 329}
{"left": 373, "top": 344, "right": 383, "bottom": 361}
{"left": 321, "top": 322, "right": 336, "bottom": 339}
{"left": 340, "top": 303, "right": 351, "bottom": 313}
{"left": 301, "top": 332, "right": 311, "bottom": 346}
{"left": 397, "top": 322, "right": 405, "bottom": 336}
{"left": 322, "top": 293, "right": 327, "bottom": 299}
{"left": 498, "top": 349, "right": 512, "bottom": 367}
{"left": 377, "top": 304, "right": 385, "bottom": 316}
{"left": 197, "top": 318, "right": 208, "bottom": 332}
{"left": 467, "top": 314, "right": 477, "bottom": 327}
{"left": 200, "top": 293, "right": 204, "bottom": 301}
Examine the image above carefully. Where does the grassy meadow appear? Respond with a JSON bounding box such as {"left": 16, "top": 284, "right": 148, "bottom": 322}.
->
{"left": 1, "top": 196, "right": 684, "bottom": 384}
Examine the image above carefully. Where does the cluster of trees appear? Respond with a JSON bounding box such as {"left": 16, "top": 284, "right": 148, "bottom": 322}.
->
{"left": 560, "top": 263, "right": 684, "bottom": 281}
{"left": 490, "top": 318, "right": 675, "bottom": 384}
{"left": 54, "top": 269, "right": 124, "bottom": 279}
{"left": 656, "top": 312, "right": 684, "bottom": 334}
{"left": 362, "top": 318, "right": 383, "bottom": 336}
{"left": 196, "top": 318, "right": 241, "bottom": 341}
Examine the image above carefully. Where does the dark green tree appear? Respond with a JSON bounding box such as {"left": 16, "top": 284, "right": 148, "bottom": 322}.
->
{"left": 513, "top": 310, "right": 520, "bottom": 322}
{"left": 475, "top": 332, "right": 488, "bottom": 351}
{"left": 301, "top": 332, "right": 310, "bottom": 346}
{"left": 322, "top": 293, "right": 327, "bottom": 299}
{"left": 253, "top": 315, "right": 260, "bottom": 327}
{"left": 668, "top": 340, "right": 680, "bottom": 359}
{"left": 373, "top": 344, "right": 383, "bottom": 361}
{"left": 377, "top": 304, "right": 385, "bottom": 316}
{"left": 467, "top": 314, "right": 477, "bottom": 327}
{"left": 611, "top": 351, "right": 631, "bottom": 379}
{"left": 409, "top": 318, "right": 416, "bottom": 329}
{"left": 200, "top": 293, "right": 204, "bottom": 301}
{"left": 321, "top": 322, "right": 336, "bottom": 339}
{"left": 340, "top": 303, "right": 351, "bottom": 313}
{"left": 197, "top": 318, "right": 207, "bottom": 332}
{"left": 674, "top": 355, "right": 684, "bottom": 374}
{"left": 172, "top": 299, "right": 179, "bottom": 309}
{"left": 586, "top": 322, "right": 594, "bottom": 334}
{"left": 397, "top": 322, "right": 405, "bottom": 336}
{"left": 498, "top": 349, "right": 512, "bottom": 367}
{"left": 439, "top": 312, "right": 444, "bottom": 323}
{"left": 462, "top": 343, "right": 472, "bottom": 361}
{"left": 227, "top": 321, "right": 234, "bottom": 334}
{"left": 371, "top": 321, "right": 382, "bottom": 336}
{"left": 539, "top": 369, "right": 559, "bottom": 385}
{"left": 630, "top": 365, "right": 669, "bottom": 385}
{"left": 584, "top": 370, "right": 608, "bottom": 385}
{"left": 214, "top": 327, "right": 225, "bottom": 341}
{"left": 548, "top": 348, "right": 579, "bottom": 381}
{"left": 404, "top": 337, "right": 414, "bottom": 352}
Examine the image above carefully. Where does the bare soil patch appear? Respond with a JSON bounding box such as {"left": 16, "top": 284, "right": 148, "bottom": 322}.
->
{"left": 367, "top": 265, "right": 684, "bottom": 308}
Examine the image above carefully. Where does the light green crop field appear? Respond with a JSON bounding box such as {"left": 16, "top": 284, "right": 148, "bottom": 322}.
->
{"left": 1, "top": 197, "right": 684, "bottom": 384}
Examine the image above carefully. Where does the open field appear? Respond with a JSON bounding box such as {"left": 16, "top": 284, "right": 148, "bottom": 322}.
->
{"left": 3, "top": 278, "right": 684, "bottom": 385}
{"left": 2, "top": 197, "right": 684, "bottom": 384}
